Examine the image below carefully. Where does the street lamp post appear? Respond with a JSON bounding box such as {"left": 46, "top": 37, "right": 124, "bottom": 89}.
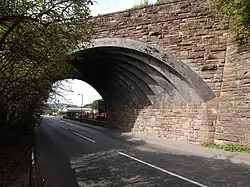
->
{"left": 68, "top": 89, "right": 83, "bottom": 118}
{"left": 78, "top": 94, "right": 83, "bottom": 119}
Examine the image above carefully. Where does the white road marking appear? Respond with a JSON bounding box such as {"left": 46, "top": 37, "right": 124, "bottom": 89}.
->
{"left": 73, "top": 132, "right": 96, "bottom": 143}
{"left": 61, "top": 126, "right": 68, "bottom": 130}
{"left": 117, "top": 151, "right": 208, "bottom": 187}
{"left": 31, "top": 149, "right": 35, "bottom": 165}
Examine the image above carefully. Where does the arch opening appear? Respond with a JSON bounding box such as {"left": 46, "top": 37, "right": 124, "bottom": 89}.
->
{"left": 48, "top": 79, "right": 106, "bottom": 120}
{"left": 70, "top": 38, "right": 215, "bottom": 131}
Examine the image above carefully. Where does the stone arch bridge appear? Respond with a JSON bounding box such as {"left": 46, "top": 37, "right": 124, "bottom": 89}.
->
{"left": 70, "top": 0, "right": 250, "bottom": 145}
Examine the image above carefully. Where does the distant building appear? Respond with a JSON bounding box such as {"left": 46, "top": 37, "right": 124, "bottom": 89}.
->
{"left": 65, "top": 106, "right": 92, "bottom": 118}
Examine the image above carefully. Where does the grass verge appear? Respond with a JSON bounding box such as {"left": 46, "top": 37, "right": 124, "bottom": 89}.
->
{"left": 203, "top": 143, "right": 250, "bottom": 154}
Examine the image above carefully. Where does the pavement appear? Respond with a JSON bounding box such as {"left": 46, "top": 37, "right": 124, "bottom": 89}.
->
{"left": 36, "top": 116, "right": 250, "bottom": 187}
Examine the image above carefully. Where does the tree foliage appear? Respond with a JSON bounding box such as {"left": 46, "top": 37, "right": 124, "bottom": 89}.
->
{"left": 0, "top": 0, "right": 93, "bottom": 131}
{"left": 213, "top": 0, "right": 250, "bottom": 40}
{"left": 84, "top": 99, "right": 103, "bottom": 109}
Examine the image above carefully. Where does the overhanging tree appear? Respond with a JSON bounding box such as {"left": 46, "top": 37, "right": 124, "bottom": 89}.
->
{"left": 0, "top": 0, "right": 94, "bottom": 130}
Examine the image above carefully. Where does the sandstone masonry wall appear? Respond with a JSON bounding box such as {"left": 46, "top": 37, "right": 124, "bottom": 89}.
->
{"left": 91, "top": 0, "right": 250, "bottom": 145}
{"left": 215, "top": 39, "right": 250, "bottom": 144}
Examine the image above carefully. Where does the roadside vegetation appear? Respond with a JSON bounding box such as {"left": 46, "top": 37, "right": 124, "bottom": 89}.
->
{"left": 0, "top": 0, "right": 92, "bottom": 131}
{"left": 213, "top": 0, "right": 250, "bottom": 40}
{"left": 0, "top": 0, "right": 93, "bottom": 185}
{"left": 203, "top": 143, "right": 250, "bottom": 154}
{"left": 131, "top": 0, "right": 169, "bottom": 8}
{"left": 84, "top": 99, "right": 104, "bottom": 109}
{"left": 131, "top": 0, "right": 150, "bottom": 9}
{"left": 155, "top": 0, "right": 169, "bottom": 5}
{"left": 0, "top": 141, "right": 31, "bottom": 186}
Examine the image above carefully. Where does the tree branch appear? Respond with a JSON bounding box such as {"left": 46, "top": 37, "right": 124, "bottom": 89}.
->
{"left": 0, "top": 19, "right": 21, "bottom": 51}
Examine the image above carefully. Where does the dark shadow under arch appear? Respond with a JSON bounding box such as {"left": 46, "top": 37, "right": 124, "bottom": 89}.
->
{"left": 69, "top": 38, "right": 216, "bottom": 131}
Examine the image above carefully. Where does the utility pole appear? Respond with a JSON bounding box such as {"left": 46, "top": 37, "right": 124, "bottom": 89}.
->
{"left": 78, "top": 94, "right": 83, "bottom": 119}
{"left": 57, "top": 100, "right": 60, "bottom": 114}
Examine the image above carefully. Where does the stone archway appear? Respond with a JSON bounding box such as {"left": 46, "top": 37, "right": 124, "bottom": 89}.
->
{"left": 70, "top": 38, "right": 215, "bottom": 143}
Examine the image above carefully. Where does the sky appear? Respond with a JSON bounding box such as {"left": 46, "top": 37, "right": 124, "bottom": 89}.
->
{"left": 54, "top": 79, "right": 102, "bottom": 106}
{"left": 55, "top": 0, "right": 157, "bottom": 106}
{"left": 91, "top": 0, "right": 156, "bottom": 16}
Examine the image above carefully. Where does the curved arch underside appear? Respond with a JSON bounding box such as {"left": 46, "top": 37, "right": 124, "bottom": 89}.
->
{"left": 71, "top": 38, "right": 215, "bottom": 109}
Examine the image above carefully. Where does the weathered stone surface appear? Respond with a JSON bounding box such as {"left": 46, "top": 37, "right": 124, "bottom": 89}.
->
{"left": 215, "top": 134, "right": 239, "bottom": 142}
{"left": 86, "top": 0, "right": 250, "bottom": 145}
{"left": 201, "top": 64, "right": 218, "bottom": 71}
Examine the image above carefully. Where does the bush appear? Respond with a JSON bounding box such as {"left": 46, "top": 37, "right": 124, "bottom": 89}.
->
{"left": 156, "top": 0, "right": 169, "bottom": 5}
{"left": 131, "top": 0, "right": 150, "bottom": 9}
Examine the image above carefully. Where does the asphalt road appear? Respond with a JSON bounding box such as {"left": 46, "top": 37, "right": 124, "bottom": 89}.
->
{"left": 36, "top": 117, "right": 250, "bottom": 187}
